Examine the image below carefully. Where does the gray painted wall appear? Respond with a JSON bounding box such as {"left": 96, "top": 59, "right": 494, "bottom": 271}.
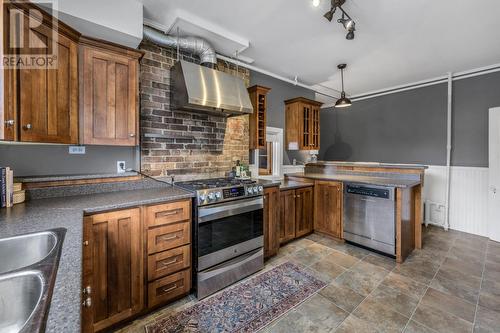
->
{"left": 452, "top": 72, "right": 500, "bottom": 167}
{"left": 320, "top": 83, "right": 448, "bottom": 165}
{"left": 0, "top": 144, "right": 138, "bottom": 176}
{"left": 319, "top": 71, "right": 500, "bottom": 167}
{"left": 249, "top": 70, "right": 316, "bottom": 164}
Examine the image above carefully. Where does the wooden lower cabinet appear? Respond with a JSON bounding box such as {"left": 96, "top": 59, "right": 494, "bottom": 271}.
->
{"left": 279, "top": 190, "right": 296, "bottom": 244}
{"left": 82, "top": 208, "right": 144, "bottom": 333}
{"left": 263, "top": 186, "right": 280, "bottom": 258}
{"left": 314, "top": 181, "right": 343, "bottom": 238}
{"left": 82, "top": 199, "right": 192, "bottom": 332}
{"left": 279, "top": 186, "right": 314, "bottom": 244}
{"left": 148, "top": 269, "right": 191, "bottom": 308}
{"left": 295, "top": 187, "right": 314, "bottom": 237}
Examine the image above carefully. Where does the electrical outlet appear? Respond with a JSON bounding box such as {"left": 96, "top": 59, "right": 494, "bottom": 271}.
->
{"left": 69, "top": 146, "right": 86, "bottom": 154}
{"left": 117, "top": 161, "right": 126, "bottom": 173}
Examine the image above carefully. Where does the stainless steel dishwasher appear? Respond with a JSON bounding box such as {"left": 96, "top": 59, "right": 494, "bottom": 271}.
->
{"left": 343, "top": 183, "right": 396, "bottom": 256}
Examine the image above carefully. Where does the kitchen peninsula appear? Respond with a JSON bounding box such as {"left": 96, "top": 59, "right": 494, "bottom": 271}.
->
{"left": 284, "top": 161, "right": 427, "bottom": 263}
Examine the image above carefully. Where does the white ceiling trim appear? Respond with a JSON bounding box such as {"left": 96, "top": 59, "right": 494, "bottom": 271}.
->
{"left": 320, "top": 61, "right": 500, "bottom": 107}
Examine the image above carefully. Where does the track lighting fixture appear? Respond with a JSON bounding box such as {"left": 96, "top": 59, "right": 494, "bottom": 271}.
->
{"left": 335, "top": 64, "right": 352, "bottom": 108}
{"left": 323, "top": 0, "right": 356, "bottom": 40}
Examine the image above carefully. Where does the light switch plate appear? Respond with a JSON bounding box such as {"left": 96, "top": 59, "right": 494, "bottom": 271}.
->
{"left": 69, "top": 146, "right": 86, "bottom": 154}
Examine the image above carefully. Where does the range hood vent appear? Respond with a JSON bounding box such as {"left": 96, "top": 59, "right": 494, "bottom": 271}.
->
{"left": 172, "top": 60, "right": 253, "bottom": 117}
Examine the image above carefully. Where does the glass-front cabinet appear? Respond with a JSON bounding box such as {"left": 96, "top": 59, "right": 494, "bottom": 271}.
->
{"left": 285, "top": 97, "right": 323, "bottom": 151}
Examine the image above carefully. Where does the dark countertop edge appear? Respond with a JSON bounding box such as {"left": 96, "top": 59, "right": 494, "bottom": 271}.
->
{"left": 306, "top": 161, "right": 429, "bottom": 170}
{"left": 279, "top": 181, "right": 314, "bottom": 191}
{"left": 285, "top": 173, "right": 421, "bottom": 188}
{"left": 81, "top": 192, "right": 195, "bottom": 214}
{"left": 16, "top": 172, "right": 139, "bottom": 183}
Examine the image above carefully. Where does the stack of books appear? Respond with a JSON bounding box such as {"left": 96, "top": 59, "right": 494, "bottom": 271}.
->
{"left": 0, "top": 167, "right": 14, "bottom": 208}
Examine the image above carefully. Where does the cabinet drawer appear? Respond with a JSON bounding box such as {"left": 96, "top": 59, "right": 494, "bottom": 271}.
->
{"left": 147, "top": 222, "right": 190, "bottom": 254}
{"left": 148, "top": 269, "right": 191, "bottom": 308}
{"left": 148, "top": 245, "right": 190, "bottom": 281}
{"left": 146, "top": 200, "right": 191, "bottom": 228}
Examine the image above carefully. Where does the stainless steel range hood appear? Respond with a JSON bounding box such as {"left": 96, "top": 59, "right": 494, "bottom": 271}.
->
{"left": 172, "top": 60, "right": 253, "bottom": 117}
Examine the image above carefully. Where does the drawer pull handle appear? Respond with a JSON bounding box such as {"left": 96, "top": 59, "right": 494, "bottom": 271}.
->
{"left": 158, "top": 234, "right": 179, "bottom": 242}
{"left": 160, "top": 258, "right": 178, "bottom": 267}
{"left": 162, "top": 284, "right": 177, "bottom": 293}
{"left": 156, "top": 209, "right": 181, "bottom": 218}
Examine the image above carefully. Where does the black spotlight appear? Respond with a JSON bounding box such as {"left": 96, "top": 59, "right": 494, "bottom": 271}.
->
{"left": 323, "top": 7, "right": 336, "bottom": 22}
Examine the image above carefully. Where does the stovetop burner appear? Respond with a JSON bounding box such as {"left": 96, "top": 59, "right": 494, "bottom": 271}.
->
{"left": 176, "top": 177, "right": 262, "bottom": 206}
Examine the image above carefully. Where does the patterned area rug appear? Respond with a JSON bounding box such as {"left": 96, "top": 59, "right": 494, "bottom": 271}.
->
{"left": 145, "top": 262, "right": 326, "bottom": 333}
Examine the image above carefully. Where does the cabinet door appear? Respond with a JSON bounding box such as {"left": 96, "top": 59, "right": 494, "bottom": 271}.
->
{"left": 314, "top": 181, "right": 342, "bottom": 238}
{"left": 82, "top": 208, "right": 144, "bottom": 333}
{"left": 295, "top": 186, "right": 314, "bottom": 237}
{"left": 81, "top": 46, "right": 138, "bottom": 146}
{"left": 310, "top": 105, "right": 320, "bottom": 150}
{"left": 279, "top": 189, "right": 296, "bottom": 244}
{"left": 300, "top": 103, "right": 311, "bottom": 150}
{"left": 17, "top": 15, "right": 78, "bottom": 143}
{"left": 263, "top": 186, "right": 280, "bottom": 258}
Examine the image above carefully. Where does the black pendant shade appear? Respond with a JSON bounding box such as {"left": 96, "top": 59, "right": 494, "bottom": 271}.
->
{"left": 335, "top": 64, "right": 352, "bottom": 108}
{"left": 335, "top": 92, "right": 352, "bottom": 108}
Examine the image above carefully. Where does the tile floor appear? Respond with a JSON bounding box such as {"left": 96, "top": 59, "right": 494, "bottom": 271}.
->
{"left": 117, "top": 226, "right": 500, "bottom": 333}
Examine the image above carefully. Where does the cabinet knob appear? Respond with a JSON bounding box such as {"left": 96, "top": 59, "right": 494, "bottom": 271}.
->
{"left": 83, "top": 240, "right": 89, "bottom": 246}
{"left": 83, "top": 286, "right": 92, "bottom": 295}
{"left": 4, "top": 120, "right": 14, "bottom": 127}
{"left": 23, "top": 123, "right": 32, "bottom": 130}
{"left": 82, "top": 297, "right": 92, "bottom": 308}
{"left": 129, "top": 133, "right": 136, "bottom": 137}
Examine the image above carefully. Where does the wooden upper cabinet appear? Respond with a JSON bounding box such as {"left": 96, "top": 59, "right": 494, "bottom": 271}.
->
{"left": 79, "top": 37, "right": 142, "bottom": 146}
{"left": 82, "top": 208, "right": 144, "bottom": 333}
{"left": 248, "top": 85, "right": 271, "bottom": 149}
{"left": 314, "top": 180, "right": 343, "bottom": 238}
{"left": 295, "top": 186, "right": 314, "bottom": 238}
{"left": 2, "top": 2, "right": 80, "bottom": 143}
{"left": 263, "top": 186, "right": 280, "bottom": 258}
{"left": 285, "top": 97, "right": 323, "bottom": 150}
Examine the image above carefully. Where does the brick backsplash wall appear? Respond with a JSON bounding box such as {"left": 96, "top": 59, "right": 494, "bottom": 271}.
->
{"left": 139, "top": 41, "right": 250, "bottom": 180}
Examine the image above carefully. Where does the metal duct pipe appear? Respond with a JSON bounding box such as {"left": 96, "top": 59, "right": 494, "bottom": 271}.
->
{"left": 143, "top": 26, "right": 218, "bottom": 68}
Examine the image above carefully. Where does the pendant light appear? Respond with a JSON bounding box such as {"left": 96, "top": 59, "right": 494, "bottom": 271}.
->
{"left": 335, "top": 63, "right": 352, "bottom": 108}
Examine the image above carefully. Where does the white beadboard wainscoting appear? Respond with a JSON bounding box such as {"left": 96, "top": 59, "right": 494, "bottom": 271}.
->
{"left": 423, "top": 165, "right": 489, "bottom": 237}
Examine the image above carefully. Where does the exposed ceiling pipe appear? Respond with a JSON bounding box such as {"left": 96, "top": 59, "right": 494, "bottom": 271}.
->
{"left": 143, "top": 25, "right": 217, "bottom": 69}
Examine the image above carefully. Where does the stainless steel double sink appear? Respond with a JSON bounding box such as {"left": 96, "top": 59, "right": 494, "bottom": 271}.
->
{"left": 0, "top": 229, "right": 66, "bottom": 333}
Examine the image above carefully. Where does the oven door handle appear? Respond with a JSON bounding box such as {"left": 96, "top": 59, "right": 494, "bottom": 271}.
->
{"left": 198, "top": 197, "right": 264, "bottom": 223}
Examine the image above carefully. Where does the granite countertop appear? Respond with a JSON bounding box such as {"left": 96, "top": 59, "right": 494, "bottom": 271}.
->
{"left": 16, "top": 172, "right": 139, "bottom": 183}
{"left": 254, "top": 178, "right": 282, "bottom": 188}
{"left": 306, "top": 161, "right": 428, "bottom": 170}
{"left": 0, "top": 184, "right": 194, "bottom": 333}
{"left": 286, "top": 172, "right": 421, "bottom": 188}
{"left": 279, "top": 180, "right": 314, "bottom": 191}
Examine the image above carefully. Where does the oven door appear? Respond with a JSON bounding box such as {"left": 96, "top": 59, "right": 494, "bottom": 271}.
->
{"left": 197, "top": 196, "right": 263, "bottom": 271}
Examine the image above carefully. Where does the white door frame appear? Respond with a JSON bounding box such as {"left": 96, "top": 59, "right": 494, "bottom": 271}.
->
{"left": 488, "top": 107, "right": 500, "bottom": 242}
{"left": 252, "top": 126, "right": 283, "bottom": 178}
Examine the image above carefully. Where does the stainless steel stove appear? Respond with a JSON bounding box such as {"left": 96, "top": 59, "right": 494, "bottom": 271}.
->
{"left": 175, "top": 178, "right": 264, "bottom": 299}
{"left": 176, "top": 177, "right": 264, "bottom": 206}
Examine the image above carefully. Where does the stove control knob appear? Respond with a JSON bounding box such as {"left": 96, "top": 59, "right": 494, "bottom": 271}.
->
{"left": 215, "top": 191, "right": 222, "bottom": 200}
{"left": 208, "top": 192, "right": 215, "bottom": 201}
{"left": 253, "top": 186, "right": 258, "bottom": 193}
{"left": 199, "top": 194, "right": 206, "bottom": 202}
{"left": 247, "top": 187, "right": 253, "bottom": 194}
{"left": 258, "top": 186, "right": 264, "bottom": 193}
